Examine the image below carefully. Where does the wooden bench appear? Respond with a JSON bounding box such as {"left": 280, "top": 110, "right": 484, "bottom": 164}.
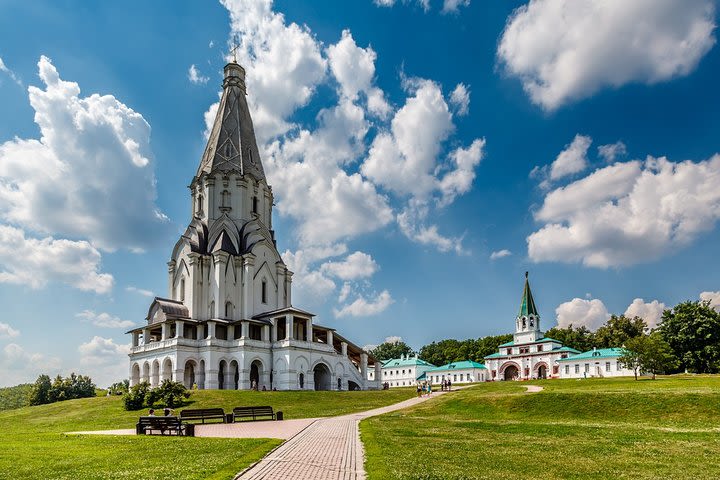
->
{"left": 180, "top": 408, "right": 227, "bottom": 424}
{"left": 136, "top": 416, "right": 195, "bottom": 436}
{"left": 233, "top": 406, "right": 277, "bottom": 422}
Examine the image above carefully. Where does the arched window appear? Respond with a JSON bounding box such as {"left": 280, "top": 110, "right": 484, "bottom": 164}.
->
{"left": 197, "top": 195, "right": 204, "bottom": 215}
{"left": 209, "top": 301, "right": 215, "bottom": 318}
{"left": 252, "top": 196, "right": 258, "bottom": 214}
{"left": 180, "top": 278, "right": 185, "bottom": 302}
{"left": 261, "top": 279, "right": 267, "bottom": 304}
{"left": 299, "top": 373, "right": 304, "bottom": 389}
{"left": 221, "top": 190, "right": 231, "bottom": 209}
{"left": 225, "top": 301, "right": 233, "bottom": 319}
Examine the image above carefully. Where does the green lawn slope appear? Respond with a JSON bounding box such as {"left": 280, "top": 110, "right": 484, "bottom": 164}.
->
{"left": 361, "top": 376, "right": 720, "bottom": 480}
{"left": 0, "top": 387, "right": 413, "bottom": 480}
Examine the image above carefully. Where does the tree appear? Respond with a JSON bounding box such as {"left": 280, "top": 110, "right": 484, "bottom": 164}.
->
{"left": 153, "top": 380, "right": 190, "bottom": 408}
{"left": 29, "top": 375, "right": 52, "bottom": 406}
{"left": 544, "top": 325, "right": 594, "bottom": 352}
{"left": 108, "top": 380, "right": 130, "bottom": 395}
{"left": 659, "top": 300, "right": 720, "bottom": 373}
{"left": 369, "top": 340, "right": 414, "bottom": 362}
{"left": 619, "top": 333, "right": 678, "bottom": 380}
{"left": 123, "top": 382, "right": 149, "bottom": 411}
{"left": 594, "top": 315, "right": 646, "bottom": 348}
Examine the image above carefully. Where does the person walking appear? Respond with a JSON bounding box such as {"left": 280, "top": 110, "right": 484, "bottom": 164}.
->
{"left": 416, "top": 383, "right": 422, "bottom": 398}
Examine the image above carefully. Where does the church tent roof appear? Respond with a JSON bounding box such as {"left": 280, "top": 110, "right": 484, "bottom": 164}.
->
{"left": 518, "top": 271, "right": 539, "bottom": 317}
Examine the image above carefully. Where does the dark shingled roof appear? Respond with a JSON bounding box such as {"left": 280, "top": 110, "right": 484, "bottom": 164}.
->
{"left": 196, "top": 62, "right": 266, "bottom": 182}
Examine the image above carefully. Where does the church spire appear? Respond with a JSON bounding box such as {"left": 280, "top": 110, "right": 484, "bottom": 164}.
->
{"left": 196, "top": 61, "right": 266, "bottom": 182}
{"left": 518, "top": 271, "right": 539, "bottom": 317}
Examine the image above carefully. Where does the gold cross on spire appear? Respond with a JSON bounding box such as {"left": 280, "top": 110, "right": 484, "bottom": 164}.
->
{"left": 229, "top": 35, "right": 241, "bottom": 63}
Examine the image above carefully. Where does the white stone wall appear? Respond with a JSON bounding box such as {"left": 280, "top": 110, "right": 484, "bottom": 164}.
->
{"left": 375, "top": 364, "right": 434, "bottom": 388}
{"left": 558, "top": 357, "right": 635, "bottom": 379}
{"left": 425, "top": 368, "right": 488, "bottom": 384}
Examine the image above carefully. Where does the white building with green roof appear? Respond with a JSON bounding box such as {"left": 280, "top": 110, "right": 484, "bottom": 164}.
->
{"left": 368, "top": 354, "right": 436, "bottom": 387}
{"left": 422, "top": 360, "right": 489, "bottom": 385}
{"left": 484, "top": 272, "right": 581, "bottom": 381}
{"left": 556, "top": 347, "right": 635, "bottom": 378}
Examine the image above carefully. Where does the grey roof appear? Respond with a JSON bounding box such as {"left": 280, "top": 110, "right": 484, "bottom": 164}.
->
{"left": 196, "top": 62, "right": 266, "bottom": 182}
{"left": 252, "top": 306, "right": 316, "bottom": 319}
{"left": 146, "top": 297, "right": 190, "bottom": 321}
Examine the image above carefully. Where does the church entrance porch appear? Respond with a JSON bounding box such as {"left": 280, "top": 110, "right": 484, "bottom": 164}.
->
{"left": 314, "top": 363, "right": 331, "bottom": 391}
{"left": 184, "top": 360, "right": 197, "bottom": 389}
{"left": 535, "top": 364, "right": 547, "bottom": 379}
{"left": 503, "top": 365, "right": 519, "bottom": 381}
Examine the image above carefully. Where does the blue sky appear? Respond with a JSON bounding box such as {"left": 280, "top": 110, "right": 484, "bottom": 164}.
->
{"left": 0, "top": 0, "right": 718, "bottom": 387}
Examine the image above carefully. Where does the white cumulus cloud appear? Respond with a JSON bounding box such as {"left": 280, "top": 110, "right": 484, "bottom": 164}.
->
{"left": 498, "top": 0, "right": 717, "bottom": 110}
{"left": 624, "top": 298, "right": 666, "bottom": 329}
{"left": 188, "top": 64, "right": 209, "bottom": 84}
{"left": 0, "top": 225, "right": 113, "bottom": 293}
{"left": 126, "top": 286, "right": 154, "bottom": 297}
{"left": 334, "top": 290, "right": 394, "bottom": 318}
{"left": 0, "top": 322, "right": 19, "bottom": 338}
{"left": 449, "top": 83, "right": 470, "bottom": 116}
{"left": 528, "top": 151, "right": 720, "bottom": 268}
{"left": 321, "top": 251, "right": 378, "bottom": 280}
{"left": 549, "top": 134, "right": 591, "bottom": 181}
{"left": 556, "top": 297, "right": 610, "bottom": 331}
{"left": 490, "top": 249, "right": 512, "bottom": 260}
{"left": 76, "top": 310, "right": 135, "bottom": 329}
{"left": 0, "top": 343, "right": 62, "bottom": 387}
{"left": 0, "top": 56, "right": 170, "bottom": 252}
{"left": 0, "top": 56, "right": 22, "bottom": 86}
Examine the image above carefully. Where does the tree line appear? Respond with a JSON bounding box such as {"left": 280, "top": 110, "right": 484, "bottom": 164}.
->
{"left": 369, "top": 300, "right": 720, "bottom": 377}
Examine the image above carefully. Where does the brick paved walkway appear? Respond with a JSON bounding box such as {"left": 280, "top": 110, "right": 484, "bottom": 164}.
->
{"left": 235, "top": 391, "right": 449, "bottom": 480}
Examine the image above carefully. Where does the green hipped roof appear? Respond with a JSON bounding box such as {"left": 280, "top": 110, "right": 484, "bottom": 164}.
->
{"left": 382, "top": 357, "right": 436, "bottom": 368}
{"left": 518, "top": 271, "right": 539, "bottom": 317}
{"left": 556, "top": 347, "right": 625, "bottom": 362}
{"left": 485, "top": 344, "right": 579, "bottom": 358}
{"left": 426, "top": 360, "right": 487, "bottom": 372}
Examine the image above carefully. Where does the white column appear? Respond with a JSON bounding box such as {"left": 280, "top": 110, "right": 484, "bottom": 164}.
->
{"left": 262, "top": 325, "right": 270, "bottom": 342}
{"left": 374, "top": 362, "right": 382, "bottom": 385}
{"left": 306, "top": 319, "right": 313, "bottom": 342}
{"left": 286, "top": 314, "right": 293, "bottom": 340}
{"left": 286, "top": 271, "right": 293, "bottom": 305}
{"left": 341, "top": 342, "right": 348, "bottom": 356}
{"left": 167, "top": 260, "right": 176, "bottom": 301}
{"left": 142, "top": 328, "right": 151, "bottom": 345}
{"left": 212, "top": 252, "right": 228, "bottom": 318}
{"left": 241, "top": 321, "right": 249, "bottom": 339}
{"left": 242, "top": 254, "right": 256, "bottom": 318}
{"left": 271, "top": 318, "right": 278, "bottom": 342}
{"left": 132, "top": 331, "right": 140, "bottom": 347}
{"left": 161, "top": 323, "right": 169, "bottom": 340}
{"left": 227, "top": 324, "right": 235, "bottom": 341}
{"left": 207, "top": 321, "right": 216, "bottom": 339}
{"left": 276, "top": 264, "right": 286, "bottom": 308}
{"left": 175, "top": 320, "right": 184, "bottom": 339}
{"left": 360, "top": 353, "right": 368, "bottom": 381}
{"left": 327, "top": 330, "right": 334, "bottom": 348}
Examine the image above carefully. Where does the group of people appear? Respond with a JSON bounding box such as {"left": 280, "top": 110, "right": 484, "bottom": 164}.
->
{"left": 147, "top": 408, "right": 173, "bottom": 416}
{"left": 416, "top": 381, "right": 433, "bottom": 397}
{"left": 440, "top": 378, "right": 452, "bottom": 391}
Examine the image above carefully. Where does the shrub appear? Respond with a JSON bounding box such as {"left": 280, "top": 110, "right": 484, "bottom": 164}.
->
{"left": 123, "top": 382, "right": 150, "bottom": 411}
{"left": 29, "top": 373, "right": 96, "bottom": 406}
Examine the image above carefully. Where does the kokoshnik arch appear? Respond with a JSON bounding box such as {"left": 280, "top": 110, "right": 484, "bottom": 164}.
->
{"left": 126, "top": 61, "right": 381, "bottom": 391}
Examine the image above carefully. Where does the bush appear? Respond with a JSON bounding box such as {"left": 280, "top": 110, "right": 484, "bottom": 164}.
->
{"left": 122, "top": 380, "right": 189, "bottom": 411}
{"left": 108, "top": 379, "right": 129, "bottom": 395}
{"left": 123, "top": 382, "right": 150, "bottom": 411}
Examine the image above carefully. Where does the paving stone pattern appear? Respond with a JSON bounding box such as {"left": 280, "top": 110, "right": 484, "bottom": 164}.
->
{"left": 236, "top": 392, "right": 449, "bottom": 480}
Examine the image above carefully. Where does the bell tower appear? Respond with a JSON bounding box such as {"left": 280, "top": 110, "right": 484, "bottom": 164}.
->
{"left": 514, "top": 272, "right": 542, "bottom": 344}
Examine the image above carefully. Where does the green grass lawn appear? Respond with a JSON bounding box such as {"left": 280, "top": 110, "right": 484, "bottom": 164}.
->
{"left": 0, "top": 387, "right": 414, "bottom": 480}
{"left": 361, "top": 376, "right": 720, "bottom": 480}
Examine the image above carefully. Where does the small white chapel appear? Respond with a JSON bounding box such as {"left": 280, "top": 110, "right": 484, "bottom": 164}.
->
{"left": 126, "top": 60, "right": 381, "bottom": 391}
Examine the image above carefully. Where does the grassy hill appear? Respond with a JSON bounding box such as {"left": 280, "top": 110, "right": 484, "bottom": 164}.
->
{"left": 361, "top": 376, "right": 720, "bottom": 479}
{"left": 0, "top": 387, "right": 413, "bottom": 480}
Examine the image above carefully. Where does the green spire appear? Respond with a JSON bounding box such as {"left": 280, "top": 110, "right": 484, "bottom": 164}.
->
{"left": 518, "top": 271, "right": 539, "bottom": 317}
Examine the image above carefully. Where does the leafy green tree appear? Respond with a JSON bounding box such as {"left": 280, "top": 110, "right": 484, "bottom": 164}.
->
{"left": 0, "top": 384, "right": 33, "bottom": 411}
{"left": 594, "top": 315, "right": 646, "bottom": 348}
{"left": 123, "top": 382, "right": 149, "bottom": 411}
{"left": 369, "top": 340, "right": 414, "bottom": 362}
{"left": 544, "top": 325, "right": 594, "bottom": 352}
{"left": 29, "top": 375, "right": 52, "bottom": 406}
{"left": 153, "top": 380, "right": 190, "bottom": 408}
{"left": 108, "top": 380, "right": 130, "bottom": 395}
{"left": 620, "top": 333, "right": 678, "bottom": 380}
{"left": 659, "top": 300, "right": 720, "bottom": 373}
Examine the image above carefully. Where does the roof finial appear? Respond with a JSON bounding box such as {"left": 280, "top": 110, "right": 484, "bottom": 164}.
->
{"left": 229, "top": 34, "right": 240, "bottom": 64}
{"left": 525, "top": 271, "right": 529, "bottom": 279}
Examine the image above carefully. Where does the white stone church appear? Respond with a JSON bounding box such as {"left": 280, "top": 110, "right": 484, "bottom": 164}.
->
{"left": 127, "top": 61, "right": 381, "bottom": 391}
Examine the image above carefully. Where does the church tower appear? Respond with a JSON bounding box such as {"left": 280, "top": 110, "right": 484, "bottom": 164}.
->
{"left": 167, "top": 61, "right": 292, "bottom": 322}
{"left": 514, "top": 272, "right": 541, "bottom": 344}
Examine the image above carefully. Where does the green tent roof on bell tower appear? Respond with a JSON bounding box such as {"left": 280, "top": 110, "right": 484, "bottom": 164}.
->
{"left": 518, "top": 271, "right": 539, "bottom": 317}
